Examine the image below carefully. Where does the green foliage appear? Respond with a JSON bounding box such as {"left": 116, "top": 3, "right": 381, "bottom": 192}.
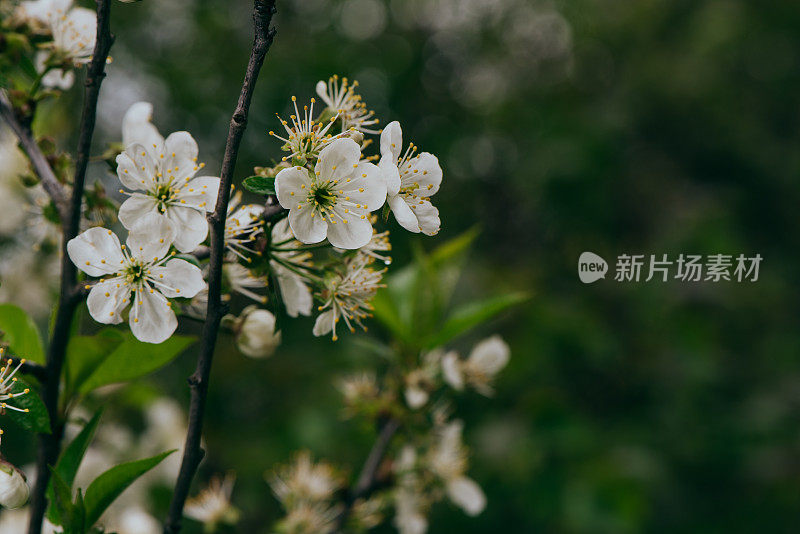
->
{"left": 3, "top": 377, "right": 50, "bottom": 434}
{"left": 0, "top": 304, "right": 45, "bottom": 363}
{"left": 67, "top": 331, "right": 194, "bottom": 395}
{"left": 242, "top": 175, "right": 276, "bottom": 195}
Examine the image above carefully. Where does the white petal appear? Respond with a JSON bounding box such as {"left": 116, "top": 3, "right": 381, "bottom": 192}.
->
{"left": 126, "top": 212, "right": 176, "bottom": 262}
{"left": 123, "top": 143, "right": 159, "bottom": 189}
{"left": 86, "top": 278, "right": 130, "bottom": 325}
{"left": 316, "top": 138, "right": 361, "bottom": 183}
{"left": 313, "top": 310, "right": 335, "bottom": 337}
{"left": 446, "top": 477, "right": 486, "bottom": 516}
{"left": 378, "top": 154, "right": 401, "bottom": 197}
{"left": 288, "top": 203, "right": 327, "bottom": 244}
{"left": 67, "top": 227, "right": 125, "bottom": 277}
{"left": 275, "top": 166, "right": 311, "bottom": 209}
{"left": 176, "top": 176, "right": 220, "bottom": 212}
{"left": 315, "top": 80, "right": 332, "bottom": 107}
{"left": 405, "top": 387, "right": 429, "bottom": 409}
{"left": 148, "top": 259, "right": 205, "bottom": 299}
{"left": 412, "top": 199, "right": 441, "bottom": 236}
{"left": 380, "top": 121, "right": 402, "bottom": 162}
{"left": 53, "top": 7, "right": 95, "bottom": 62}
{"left": 116, "top": 152, "right": 151, "bottom": 191}
{"left": 403, "top": 152, "right": 442, "bottom": 197}
{"left": 273, "top": 264, "right": 312, "bottom": 317}
{"left": 130, "top": 288, "right": 177, "bottom": 344}
{"left": 468, "top": 336, "right": 510, "bottom": 375}
{"left": 325, "top": 214, "right": 372, "bottom": 249}
{"left": 339, "top": 161, "right": 386, "bottom": 212}
{"left": 166, "top": 206, "right": 209, "bottom": 253}
{"left": 388, "top": 195, "right": 420, "bottom": 233}
{"left": 442, "top": 351, "right": 465, "bottom": 390}
{"left": 160, "top": 131, "right": 199, "bottom": 182}
{"left": 118, "top": 194, "right": 159, "bottom": 229}
{"left": 122, "top": 102, "right": 164, "bottom": 153}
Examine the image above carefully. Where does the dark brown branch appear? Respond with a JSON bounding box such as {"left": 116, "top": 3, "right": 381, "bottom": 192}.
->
{"left": 0, "top": 92, "right": 69, "bottom": 222}
{"left": 163, "top": 3, "right": 277, "bottom": 533}
{"left": 27, "top": 1, "right": 114, "bottom": 533}
{"left": 333, "top": 418, "right": 401, "bottom": 532}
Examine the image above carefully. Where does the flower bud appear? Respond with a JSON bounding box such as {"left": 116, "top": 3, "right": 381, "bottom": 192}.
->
{"left": 235, "top": 306, "right": 281, "bottom": 359}
{"left": 0, "top": 459, "right": 29, "bottom": 509}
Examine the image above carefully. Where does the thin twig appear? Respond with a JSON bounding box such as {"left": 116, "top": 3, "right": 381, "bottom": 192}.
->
{"left": 0, "top": 92, "right": 69, "bottom": 221}
{"left": 333, "top": 418, "right": 401, "bottom": 531}
{"left": 27, "top": 1, "right": 114, "bottom": 533}
{"left": 163, "top": 2, "right": 277, "bottom": 533}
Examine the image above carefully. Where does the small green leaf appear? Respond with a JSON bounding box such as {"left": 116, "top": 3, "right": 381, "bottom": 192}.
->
{"left": 47, "top": 410, "right": 103, "bottom": 525}
{"left": 429, "top": 226, "right": 480, "bottom": 268}
{"left": 65, "top": 330, "right": 124, "bottom": 394}
{"left": 242, "top": 175, "right": 276, "bottom": 195}
{"left": 3, "top": 377, "right": 50, "bottom": 434}
{"left": 84, "top": 450, "right": 175, "bottom": 527}
{"left": 78, "top": 334, "right": 194, "bottom": 394}
{"left": 0, "top": 304, "right": 45, "bottom": 364}
{"left": 425, "top": 292, "right": 529, "bottom": 348}
{"left": 49, "top": 469, "right": 74, "bottom": 528}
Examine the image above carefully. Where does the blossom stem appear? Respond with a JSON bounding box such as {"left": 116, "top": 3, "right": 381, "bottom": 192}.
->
{"left": 26, "top": 2, "right": 115, "bottom": 534}
{"left": 163, "top": 2, "right": 278, "bottom": 533}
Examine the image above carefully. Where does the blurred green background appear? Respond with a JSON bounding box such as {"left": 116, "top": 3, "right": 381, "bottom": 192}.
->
{"left": 6, "top": 0, "right": 800, "bottom": 532}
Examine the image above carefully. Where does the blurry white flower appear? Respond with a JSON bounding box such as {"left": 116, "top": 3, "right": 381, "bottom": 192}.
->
{"left": 50, "top": 5, "right": 95, "bottom": 64}
{"left": 236, "top": 306, "right": 281, "bottom": 359}
{"left": 278, "top": 503, "right": 340, "bottom": 534}
{"left": 270, "top": 218, "right": 313, "bottom": 318}
{"left": 442, "top": 336, "right": 510, "bottom": 396}
{"left": 270, "top": 451, "right": 341, "bottom": 506}
{"left": 114, "top": 506, "right": 160, "bottom": 534}
{"left": 116, "top": 102, "right": 220, "bottom": 252}
{"left": 337, "top": 372, "right": 378, "bottom": 406}
{"left": 224, "top": 263, "right": 268, "bottom": 304}
{"left": 0, "top": 357, "right": 30, "bottom": 415}
{"left": 427, "top": 420, "right": 486, "bottom": 516}
{"left": 312, "top": 255, "right": 385, "bottom": 341}
{"left": 0, "top": 460, "right": 29, "bottom": 509}
{"left": 379, "top": 121, "right": 442, "bottom": 235}
{"left": 393, "top": 487, "right": 427, "bottom": 534}
{"left": 184, "top": 473, "right": 240, "bottom": 530}
{"left": 16, "top": 0, "right": 71, "bottom": 27}
{"left": 67, "top": 215, "right": 205, "bottom": 343}
{"left": 275, "top": 138, "right": 386, "bottom": 249}
{"left": 270, "top": 96, "right": 344, "bottom": 163}
{"left": 224, "top": 192, "right": 264, "bottom": 262}
{"left": 404, "top": 369, "right": 430, "bottom": 410}
{"left": 316, "top": 75, "right": 379, "bottom": 134}
{"left": 34, "top": 51, "right": 74, "bottom": 90}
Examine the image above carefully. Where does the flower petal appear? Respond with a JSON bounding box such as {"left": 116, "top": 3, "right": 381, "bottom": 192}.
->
{"left": 67, "top": 227, "right": 125, "bottom": 277}
{"left": 86, "top": 277, "right": 130, "bottom": 325}
{"left": 412, "top": 198, "right": 440, "bottom": 236}
{"left": 273, "top": 263, "right": 313, "bottom": 318}
{"left": 403, "top": 152, "right": 442, "bottom": 197}
{"left": 122, "top": 102, "right": 164, "bottom": 154}
{"left": 316, "top": 138, "right": 361, "bottom": 183}
{"left": 378, "top": 155, "right": 400, "bottom": 197}
{"left": 126, "top": 212, "right": 176, "bottom": 262}
{"left": 380, "top": 120, "right": 402, "bottom": 162}
{"left": 468, "top": 336, "right": 510, "bottom": 375}
{"left": 446, "top": 476, "right": 486, "bottom": 516}
{"left": 275, "top": 166, "right": 311, "bottom": 209}
{"left": 325, "top": 214, "right": 372, "bottom": 249}
{"left": 313, "top": 309, "right": 335, "bottom": 337}
{"left": 161, "top": 131, "right": 199, "bottom": 183}
{"left": 148, "top": 259, "right": 205, "bottom": 299}
{"left": 118, "top": 193, "right": 159, "bottom": 229}
{"left": 340, "top": 161, "right": 386, "bottom": 212}
{"left": 388, "top": 195, "right": 420, "bottom": 233}
{"left": 123, "top": 143, "right": 159, "bottom": 189}
{"left": 288, "top": 203, "right": 327, "bottom": 244}
{"left": 116, "top": 152, "right": 150, "bottom": 191}
{"left": 442, "top": 351, "right": 465, "bottom": 390}
{"left": 130, "top": 287, "right": 177, "bottom": 344}
{"left": 166, "top": 206, "right": 209, "bottom": 253}
{"left": 176, "top": 176, "right": 220, "bottom": 212}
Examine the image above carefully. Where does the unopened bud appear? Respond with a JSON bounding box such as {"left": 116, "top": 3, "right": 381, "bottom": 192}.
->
{"left": 0, "top": 459, "right": 29, "bottom": 509}
{"left": 235, "top": 306, "right": 281, "bottom": 359}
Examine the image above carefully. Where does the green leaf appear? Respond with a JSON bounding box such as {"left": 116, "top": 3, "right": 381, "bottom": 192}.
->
{"left": 429, "top": 226, "right": 480, "bottom": 268}
{"left": 47, "top": 410, "right": 103, "bottom": 525}
{"left": 65, "top": 330, "right": 124, "bottom": 395}
{"left": 242, "top": 175, "right": 275, "bottom": 195}
{"left": 49, "top": 469, "right": 74, "bottom": 528}
{"left": 78, "top": 333, "right": 194, "bottom": 394}
{"left": 0, "top": 304, "right": 45, "bottom": 364}
{"left": 83, "top": 450, "right": 175, "bottom": 527}
{"left": 424, "top": 292, "right": 529, "bottom": 348}
{"left": 3, "top": 377, "right": 50, "bottom": 434}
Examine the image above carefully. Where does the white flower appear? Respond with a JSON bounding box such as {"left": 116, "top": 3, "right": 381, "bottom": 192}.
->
{"left": 393, "top": 488, "right": 428, "bottom": 534}
{"left": 67, "top": 214, "right": 205, "bottom": 343}
{"left": 404, "top": 369, "right": 430, "bottom": 410}
{"left": 0, "top": 460, "right": 29, "bottom": 509}
{"left": 312, "top": 255, "right": 385, "bottom": 341}
{"left": 427, "top": 420, "right": 486, "bottom": 516}
{"left": 236, "top": 306, "right": 281, "bottom": 359}
{"left": 0, "top": 356, "right": 30, "bottom": 415}
{"left": 184, "top": 473, "right": 240, "bottom": 529}
{"left": 224, "top": 192, "right": 264, "bottom": 262}
{"left": 316, "top": 76, "right": 379, "bottom": 134}
{"left": 270, "top": 96, "right": 344, "bottom": 163}
{"left": 116, "top": 102, "right": 220, "bottom": 253}
{"left": 224, "top": 263, "right": 268, "bottom": 304}
{"left": 270, "top": 451, "right": 341, "bottom": 506}
{"left": 115, "top": 507, "right": 161, "bottom": 534}
{"left": 337, "top": 372, "right": 378, "bottom": 406}
{"left": 379, "top": 121, "right": 442, "bottom": 236}
{"left": 275, "top": 138, "right": 386, "bottom": 249}
{"left": 278, "top": 503, "right": 340, "bottom": 534}
{"left": 441, "top": 336, "right": 510, "bottom": 396}
{"left": 50, "top": 5, "right": 96, "bottom": 64}
{"left": 270, "top": 218, "right": 313, "bottom": 318}
{"left": 34, "top": 51, "right": 74, "bottom": 90}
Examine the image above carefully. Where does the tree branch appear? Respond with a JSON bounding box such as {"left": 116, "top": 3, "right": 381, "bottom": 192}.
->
{"left": 333, "top": 418, "right": 401, "bottom": 532}
{"left": 0, "top": 92, "right": 69, "bottom": 222}
{"left": 27, "top": 1, "right": 114, "bottom": 532}
{"left": 163, "top": 2, "right": 277, "bottom": 533}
